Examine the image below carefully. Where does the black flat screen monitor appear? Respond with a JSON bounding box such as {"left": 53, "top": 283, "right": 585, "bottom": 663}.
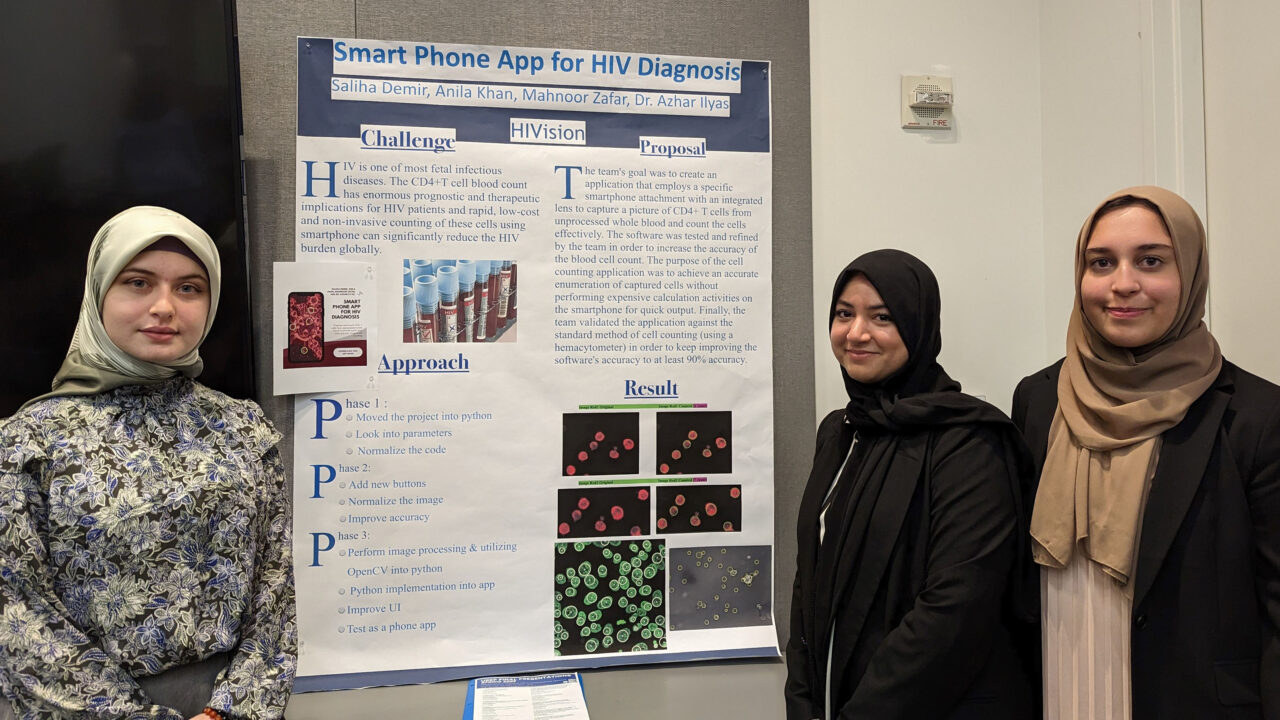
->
{"left": 0, "top": 0, "right": 253, "bottom": 417}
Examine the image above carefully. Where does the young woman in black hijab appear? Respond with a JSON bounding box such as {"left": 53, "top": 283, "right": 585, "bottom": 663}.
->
{"left": 785, "top": 250, "right": 1035, "bottom": 719}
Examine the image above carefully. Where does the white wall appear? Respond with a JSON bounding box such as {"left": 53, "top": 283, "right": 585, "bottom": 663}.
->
{"left": 1038, "top": 1, "right": 1147, "bottom": 359}
{"left": 1203, "top": 0, "right": 1280, "bottom": 383}
{"left": 810, "top": 0, "right": 1046, "bottom": 417}
{"left": 1041, "top": 0, "right": 1207, "bottom": 360}
{"left": 811, "top": 0, "right": 1216, "bottom": 421}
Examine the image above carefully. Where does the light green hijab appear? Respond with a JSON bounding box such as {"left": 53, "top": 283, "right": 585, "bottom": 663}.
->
{"left": 27, "top": 206, "right": 222, "bottom": 407}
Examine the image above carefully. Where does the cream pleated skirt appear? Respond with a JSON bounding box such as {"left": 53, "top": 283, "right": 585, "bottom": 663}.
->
{"left": 1041, "top": 556, "right": 1133, "bottom": 719}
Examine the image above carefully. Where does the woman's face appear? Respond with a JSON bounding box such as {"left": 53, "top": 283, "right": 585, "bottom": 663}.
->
{"left": 101, "top": 248, "right": 210, "bottom": 364}
{"left": 1080, "top": 205, "right": 1182, "bottom": 348}
{"left": 830, "top": 274, "right": 909, "bottom": 384}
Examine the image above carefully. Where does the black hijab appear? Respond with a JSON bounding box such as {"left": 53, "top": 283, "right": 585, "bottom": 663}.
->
{"left": 831, "top": 249, "right": 1000, "bottom": 431}
{"left": 799, "top": 250, "right": 1035, "bottom": 709}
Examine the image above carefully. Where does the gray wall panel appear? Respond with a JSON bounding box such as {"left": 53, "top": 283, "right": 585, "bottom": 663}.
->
{"left": 238, "top": 0, "right": 354, "bottom": 463}
{"left": 235, "top": 1, "right": 810, "bottom": 711}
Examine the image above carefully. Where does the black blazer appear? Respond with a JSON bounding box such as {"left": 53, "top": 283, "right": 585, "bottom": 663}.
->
{"left": 1012, "top": 359, "right": 1280, "bottom": 719}
{"left": 785, "top": 410, "right": 1033, "bottom": 720}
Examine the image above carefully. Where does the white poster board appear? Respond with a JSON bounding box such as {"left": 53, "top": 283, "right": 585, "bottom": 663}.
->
{"left": 292, "top": 37, "right": 774, "bottom": 692}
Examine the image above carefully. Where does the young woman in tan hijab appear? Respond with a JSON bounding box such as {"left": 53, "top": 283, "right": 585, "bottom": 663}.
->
{"left": 1012, "top": 186, "right": 1279, "bottom": 719}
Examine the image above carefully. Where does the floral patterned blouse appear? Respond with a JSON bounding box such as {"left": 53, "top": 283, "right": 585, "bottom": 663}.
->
{"left": 0, "top": 378, "right": 295, "bottom": 719}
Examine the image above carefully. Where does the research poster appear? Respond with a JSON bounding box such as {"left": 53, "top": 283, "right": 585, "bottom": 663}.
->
{"left": 292, "top": 37, "right": 774, "bottom": 692}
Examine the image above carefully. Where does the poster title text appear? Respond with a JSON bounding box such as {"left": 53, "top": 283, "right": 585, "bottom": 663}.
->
{"left": 333, "top": 41, "right": 742, "bottom": 85}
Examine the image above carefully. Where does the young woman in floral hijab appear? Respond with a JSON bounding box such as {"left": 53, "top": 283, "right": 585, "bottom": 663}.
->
{"left": 0, "top": 207, "right": 295, "bottom": 719}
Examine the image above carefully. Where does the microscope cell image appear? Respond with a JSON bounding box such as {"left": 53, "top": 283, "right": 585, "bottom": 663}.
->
{"left": 562, "top": 412, "right": 640, "bottom": 476}
{"left": 668, "top": 546, "right": 771, "bottom": 631}
{"left": 557, "top": 487, "right": 652, "bottom": 538}
{"left": 554, "top": 539, "right": 667, "bottom": 656}
{"left": 655, "top": 485, "right": 742, "bottom": 534}
{"left": 655, "top": 411, "right": 731, "bottom": 475}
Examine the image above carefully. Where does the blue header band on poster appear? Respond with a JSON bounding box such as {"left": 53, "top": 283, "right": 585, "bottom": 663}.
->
{"left": 298, "top": 38, "right": 770, "bottom": 152}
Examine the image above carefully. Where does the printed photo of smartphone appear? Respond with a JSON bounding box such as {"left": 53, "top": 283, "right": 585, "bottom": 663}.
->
{"left": 288, "top": 291, "right": 324, "bottom": 363}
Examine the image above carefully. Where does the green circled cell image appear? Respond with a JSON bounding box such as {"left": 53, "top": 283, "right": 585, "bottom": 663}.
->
{"left": 554, "top": 539, "right": 667, "bottom": 656}
{"left": 668, "top": 545, "right": 772, "bottom": 631}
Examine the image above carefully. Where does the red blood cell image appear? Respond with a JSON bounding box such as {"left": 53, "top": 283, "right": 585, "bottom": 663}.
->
{"left": 557, "top": 487, "right": 651, "bottom": 539}
{"left": 566, "top": 465, "right": 576, "bottom": 476}
{"left": 660, "top": 463, "right": 670, "bottom": 474}
{"left": 562, "top": 412, "right": 640, "bottom": 476}
{"left": 656, "top": 485, "right": 741, "bottom": 535}
{"left": 657, "top": 518, "right": 668, "bottom": 530}
{"left": 287, "top": 292, "right": 324, "bottom": 362}
{"left": 656, "top": 411, "right": 733, "bottom": 475}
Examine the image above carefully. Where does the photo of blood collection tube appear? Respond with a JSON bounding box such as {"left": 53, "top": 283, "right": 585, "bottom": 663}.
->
{"left": 413, "top": 274, "right": 437, "bottom": 343}
{"left": 402, "top": 286, "right": 415, "bottom": 343}
{"left": 457, "top": 259, "right": 475, "bottom": 343}
{"left": 400, "top": 258, "right": 518, "bottom": 343}
{"left": 473, "top": 259, "right": 490, "bottom": 342}
{"left": 436, "top": 265, "right": 459, "bottom": 343}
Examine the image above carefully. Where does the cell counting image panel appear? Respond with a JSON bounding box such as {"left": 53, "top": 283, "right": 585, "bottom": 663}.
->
{"left": 554, "top": 539, "right": 667, "bottom": 656}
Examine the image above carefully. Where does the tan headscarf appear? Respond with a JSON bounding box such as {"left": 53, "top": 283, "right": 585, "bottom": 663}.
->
{"left": 24, "top": 206, "right": 222, "bottom": 408}
{"left": 1029, "top": 186, "right": 1222, "bottom": 583}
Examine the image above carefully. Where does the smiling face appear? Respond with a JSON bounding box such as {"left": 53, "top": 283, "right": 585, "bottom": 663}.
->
{"left": 830, "top": 274, "right": 909, "bottom": 384}
{"left": 1079, "top": 204, "right": 1182, "bottom": 348}
{"left": 101, "top": 247, "right": 210, "bottom": 364}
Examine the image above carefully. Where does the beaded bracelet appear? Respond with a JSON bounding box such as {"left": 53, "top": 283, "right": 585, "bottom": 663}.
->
{"left": 202, "top": 708, "right": 224, "bottom": 720}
